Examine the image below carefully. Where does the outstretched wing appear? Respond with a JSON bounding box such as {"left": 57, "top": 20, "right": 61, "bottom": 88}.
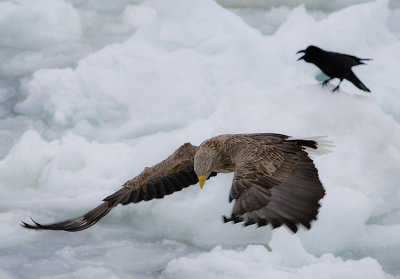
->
{"left": 224, "top": 135, "right": 325, "bottom": 233}
{"left": 21, "top": 143, "right": 217, "bottom": 232}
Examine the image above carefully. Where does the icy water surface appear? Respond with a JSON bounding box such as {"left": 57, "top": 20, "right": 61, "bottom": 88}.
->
{"left": 1, "top": 0, "right": 400, "bottom": 278}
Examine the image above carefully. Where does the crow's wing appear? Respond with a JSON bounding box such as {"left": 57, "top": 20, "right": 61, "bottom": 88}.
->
{"left": 342, "top": 54, "right": 372, "bottom": 66}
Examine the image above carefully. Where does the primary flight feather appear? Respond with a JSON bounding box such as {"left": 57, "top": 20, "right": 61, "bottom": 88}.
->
{"left": 22, "top": 133, "right": 329, "bottom": 233}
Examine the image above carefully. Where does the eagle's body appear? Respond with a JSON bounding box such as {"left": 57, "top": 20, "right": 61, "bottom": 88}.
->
{"left": 22, "top": 133, "right": 329, "bottom": 233}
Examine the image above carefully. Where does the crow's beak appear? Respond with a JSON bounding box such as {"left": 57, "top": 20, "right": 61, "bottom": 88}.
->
{"left": 296, "top": 50, "right": 305, "bottom": 61}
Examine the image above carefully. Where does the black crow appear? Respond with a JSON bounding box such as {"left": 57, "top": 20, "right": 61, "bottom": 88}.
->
{"left": 297, "top": 45, "right": 371, "bottom": 92}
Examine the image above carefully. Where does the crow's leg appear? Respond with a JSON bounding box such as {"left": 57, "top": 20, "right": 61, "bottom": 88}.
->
{"left": 332, "top": 79, "right": 343, "bottom": 92}
{"left": 321, "top": 77, "right": 333, "bottom": 87}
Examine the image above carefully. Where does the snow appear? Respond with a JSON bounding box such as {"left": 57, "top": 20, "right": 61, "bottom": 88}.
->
{"left": 164, "top": 235, "right": 387, "bottom": 279}
{"left": 1, "top": 0, "right": 400, "bottom": 278}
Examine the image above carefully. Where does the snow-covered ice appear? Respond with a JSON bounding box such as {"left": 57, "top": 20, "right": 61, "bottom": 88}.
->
{"left": 1, "top": 0, "right": 400, "bottom": 278}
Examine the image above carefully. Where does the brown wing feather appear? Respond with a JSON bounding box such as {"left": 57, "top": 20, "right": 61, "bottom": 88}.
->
{"left": 21, "top": 202, "right": 115, "bottom": 232}
{"left": 21, "top": 143, "right": 217, "bottom": 232}
{"left": 225, "top": 137, "right": 325, "bottom": 233}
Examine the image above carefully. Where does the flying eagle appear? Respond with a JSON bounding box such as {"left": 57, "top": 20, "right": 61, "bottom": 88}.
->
{"left": 22, "top": 133, "right": 329, "bottom": 233}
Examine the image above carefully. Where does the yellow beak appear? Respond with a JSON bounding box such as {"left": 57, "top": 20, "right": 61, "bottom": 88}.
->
{"left": 198, "top": 176, "right": 207, "bottom": 189}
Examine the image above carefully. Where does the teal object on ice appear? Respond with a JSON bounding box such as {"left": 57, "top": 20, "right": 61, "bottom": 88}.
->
{"left": 315, "top": 73, "right": 330, "bottom": 82}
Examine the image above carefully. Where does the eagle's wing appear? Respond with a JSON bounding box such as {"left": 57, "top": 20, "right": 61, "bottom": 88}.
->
{"left": 21, "top": 143, "right": 217, "bottom": 232}
{"left": 225, "top": 134, "right": 325, "bottom": 233}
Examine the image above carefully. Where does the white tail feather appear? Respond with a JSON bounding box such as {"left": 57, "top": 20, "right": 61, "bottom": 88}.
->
{"left": 288, "top": 136, "right": 334, "bottom": 156}
{"left": 302, "top": 136, "right": 334, "bottom": 156}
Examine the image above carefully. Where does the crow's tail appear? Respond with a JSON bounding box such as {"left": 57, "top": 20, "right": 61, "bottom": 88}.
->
{"left": 346, "top": 70, "right": 370, "bottom": 92}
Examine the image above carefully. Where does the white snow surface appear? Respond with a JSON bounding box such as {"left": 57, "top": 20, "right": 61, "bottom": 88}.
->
{"left": 1, "top": 0, "right": 400, "bottom": 278}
